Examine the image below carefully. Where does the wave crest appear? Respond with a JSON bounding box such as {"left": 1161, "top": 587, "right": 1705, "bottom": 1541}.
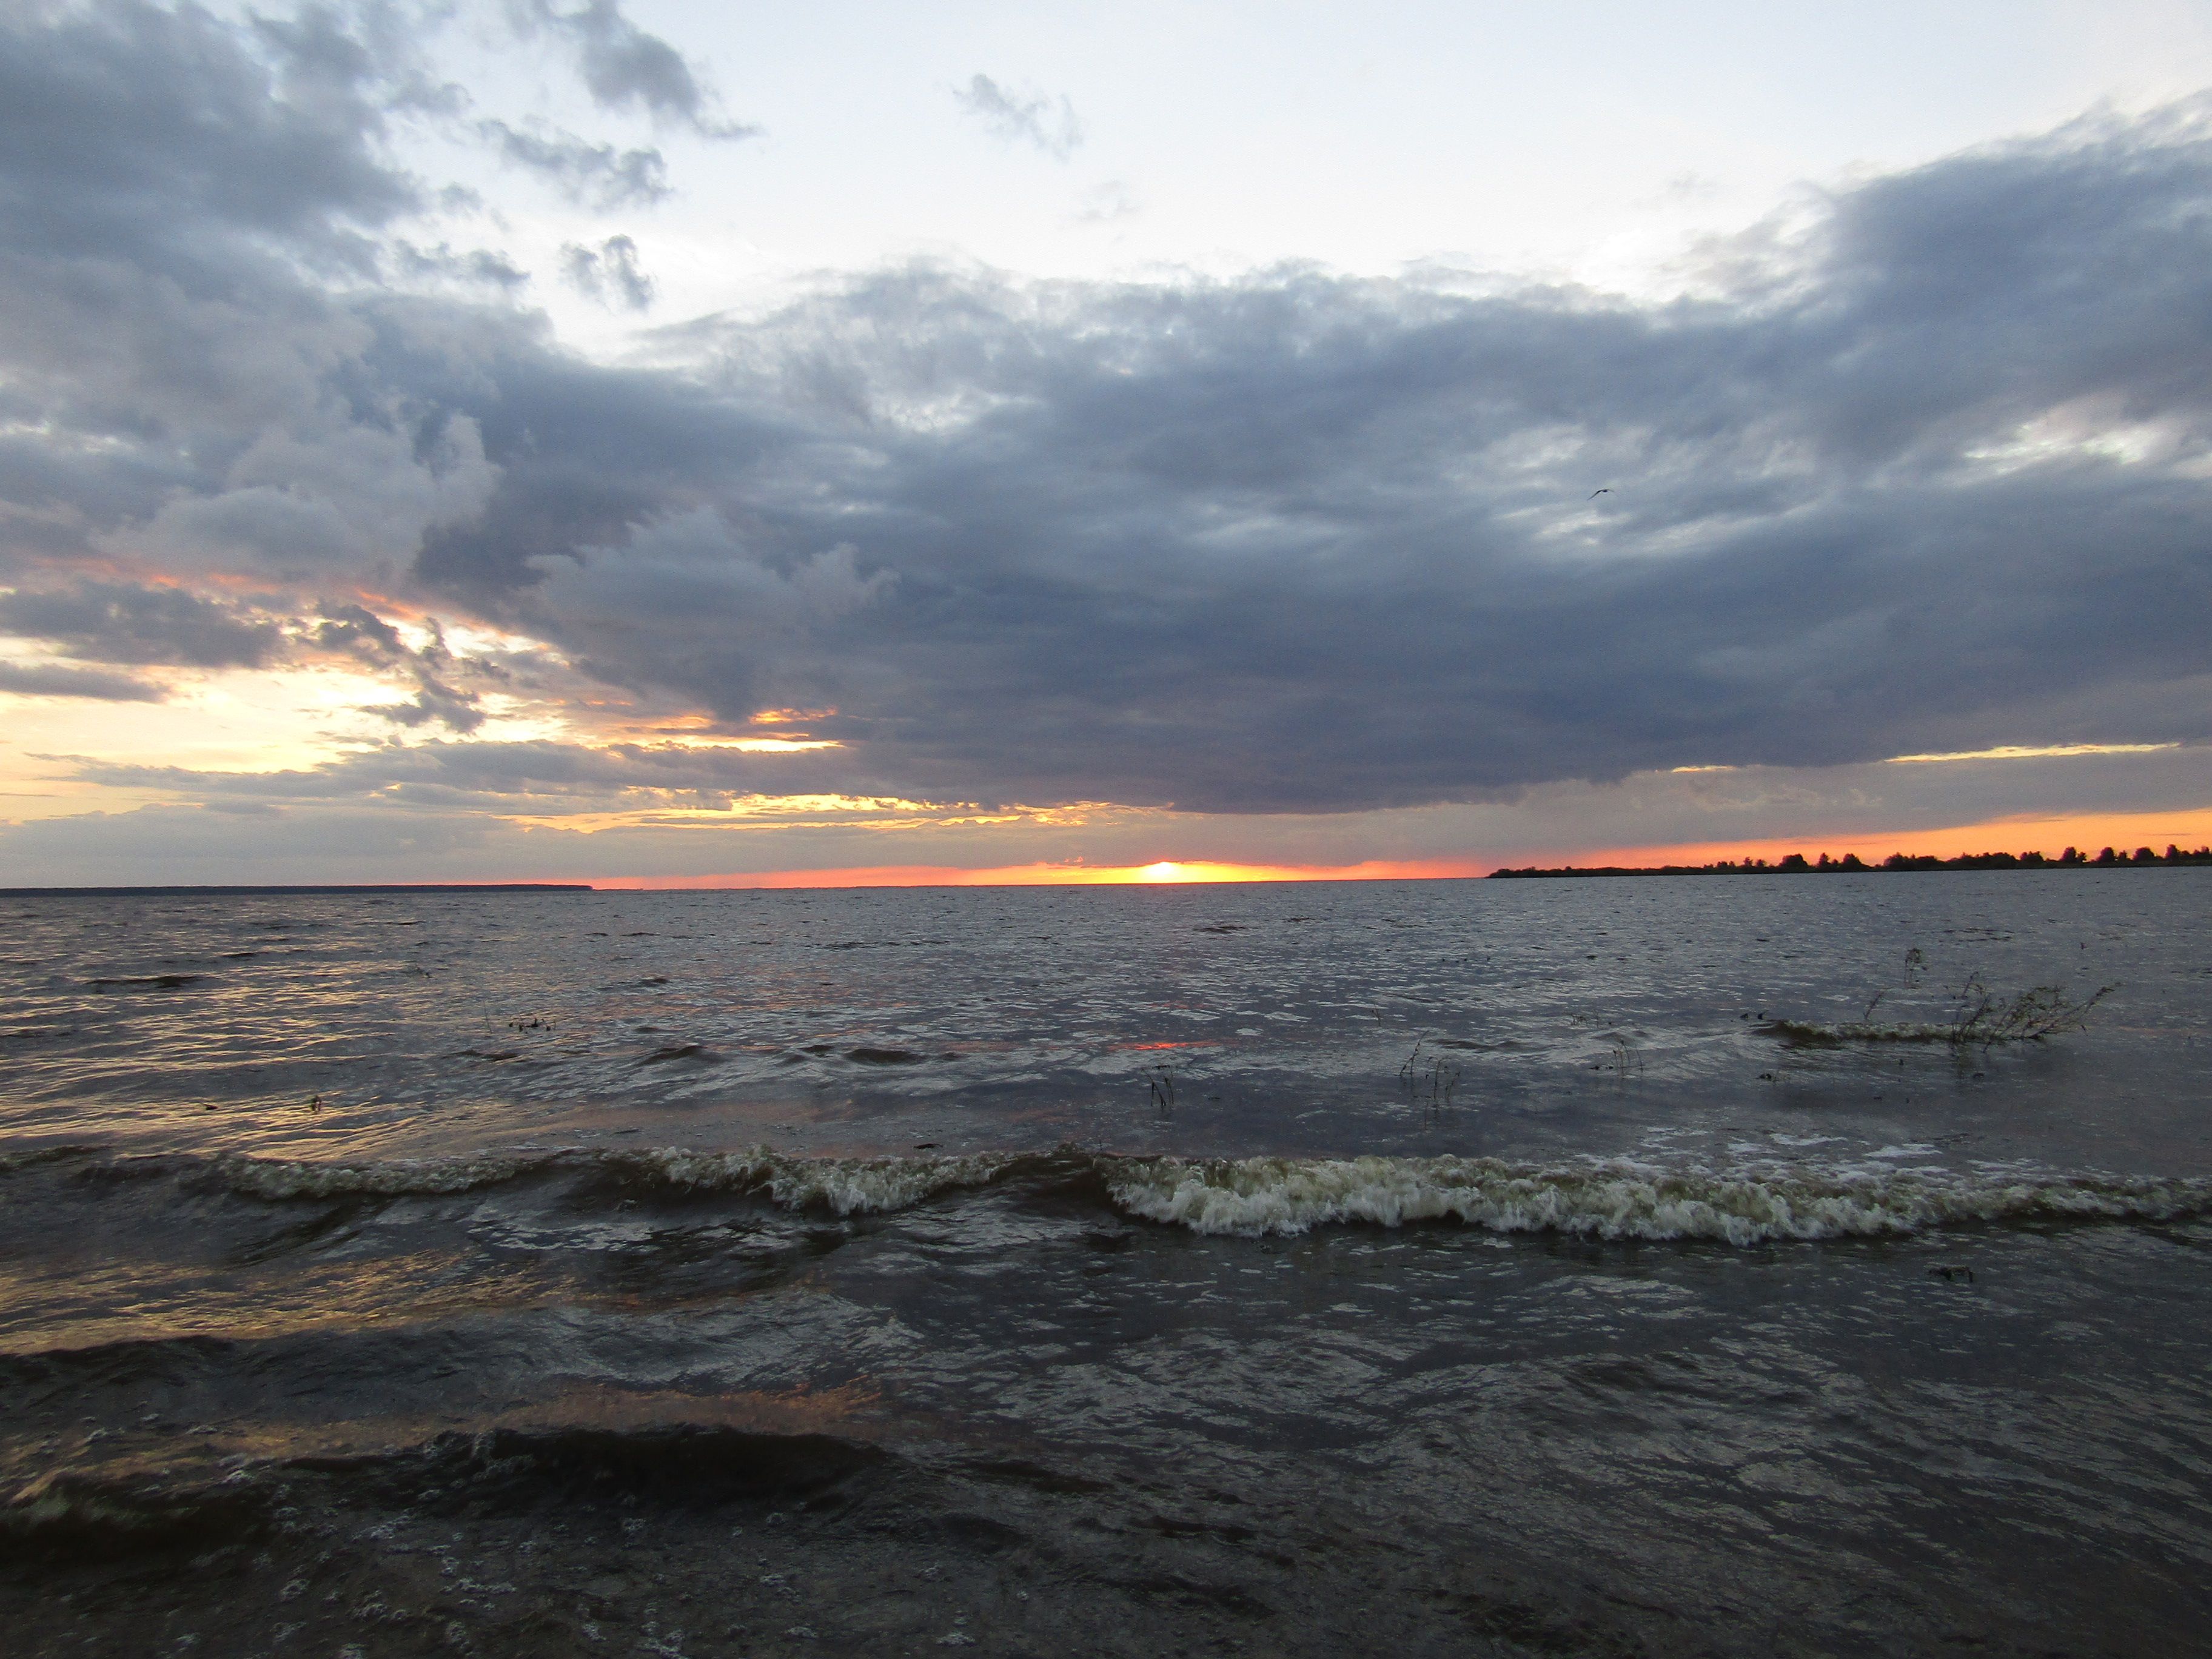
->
{"left": 208, "top": 1144, "right": 1013, "bottom": 1216}
{"left": 27, "top": 1145, "right": 2212, "bottom": 1245}
{"left": 610, "top": 1147, "right": 1014, "bottom": 1214}
{"left": 1098, "top": 1153, "right": 2212, "bottom": 1242}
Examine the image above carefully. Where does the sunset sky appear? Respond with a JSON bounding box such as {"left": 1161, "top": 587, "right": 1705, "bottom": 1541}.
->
{"left": 3, "top": 0, "right": 2211, "bottom": 886}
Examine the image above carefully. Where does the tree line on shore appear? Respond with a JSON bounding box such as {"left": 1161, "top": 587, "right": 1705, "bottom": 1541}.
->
{"left": 1489, "top": 845, "right": 2212, "bottom": 878}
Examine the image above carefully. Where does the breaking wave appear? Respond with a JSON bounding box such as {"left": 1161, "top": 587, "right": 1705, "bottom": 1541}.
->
{"left": 1098, "top": 1153, "right": 2212, "bottom": 1241}
{"left": 22, "top": 1145, "right": 2212, "bottom": 1245}
{"left": 209, "top": 1144, "right": 1017, "bottom": 1215}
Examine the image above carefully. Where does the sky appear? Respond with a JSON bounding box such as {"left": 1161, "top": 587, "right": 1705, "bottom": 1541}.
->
{"left": 2, "top": 0, "right": 2211, "bottom": 887}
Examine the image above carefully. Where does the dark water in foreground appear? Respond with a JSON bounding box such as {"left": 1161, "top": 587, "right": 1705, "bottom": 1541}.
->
{"left": 3, "top": 874, "right": 2210, "bottom": 1657}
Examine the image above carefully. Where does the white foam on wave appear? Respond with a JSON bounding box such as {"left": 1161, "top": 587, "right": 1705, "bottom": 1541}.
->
{"left": 611, "top": 1147, "right": 1013, "bottom": 1215}
{"left": 148, "top": 1145, "right": 2212, "bottom": 1245}
{"left": 215, "top": 1149, "right": 541, "bottom": 1199}
{"left": 210, "top": 1144, "right": 1013, "bottom": 1215}
{"left": 1098, "top": 1153, "right": 2212, "bottom": 1242}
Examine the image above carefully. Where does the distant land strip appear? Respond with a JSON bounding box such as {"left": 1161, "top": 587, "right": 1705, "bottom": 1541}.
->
{"left": 0, "top": 883, "right": 596, "bottom": 896}
{"left": 1490, "top": 845, "right": 2212, "bottom": 878}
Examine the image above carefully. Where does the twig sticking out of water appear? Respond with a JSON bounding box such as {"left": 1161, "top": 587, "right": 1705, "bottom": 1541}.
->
{"left": 1401, "top": 1042, "right": 1461, "bottom": 1114}
{"left": 1398, "top": 1040, "right": 1426, "bottom": 1083}
{"left": 1146, "top": 1065, "right": 1177, "bottom": 1115}
{"left": 1427, "top": 1059, "right": 1461, "bottom": 1114}
{"left": 1863, "top": 947, "right": 1926, "bottom": 1023}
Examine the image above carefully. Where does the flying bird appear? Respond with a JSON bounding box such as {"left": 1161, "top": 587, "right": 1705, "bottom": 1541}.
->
{"left": 1588, "top": 488, "right": 1613, "bottom": 500}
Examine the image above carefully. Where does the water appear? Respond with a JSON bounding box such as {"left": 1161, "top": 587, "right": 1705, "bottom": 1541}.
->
{"left": 3, "top": 874, "right": 2209, "bottom": 1657}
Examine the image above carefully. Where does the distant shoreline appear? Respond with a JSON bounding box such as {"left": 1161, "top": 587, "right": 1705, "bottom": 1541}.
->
{"left": 0, "top": 883, "right": 595, "bottom": 896}
{"left": 7, "top": 850, "right": 2212, "bottom": 892}
{"left": 1490, "top": 845, "right": 2212, "bottom": 878}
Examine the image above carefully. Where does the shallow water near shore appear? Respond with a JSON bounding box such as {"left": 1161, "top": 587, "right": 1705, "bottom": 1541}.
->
{"left": 4, "top": 872, "right": 2210, "bottom": 1657}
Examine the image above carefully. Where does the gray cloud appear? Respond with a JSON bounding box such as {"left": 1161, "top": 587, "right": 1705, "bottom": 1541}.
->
{"left": 478, "top": 119, "right": 669, "bottom": 208}
{"left": 0, "top": 661, "right": 164, "bottom": 702}
{"left": 0, "top": 0, "right": 419, "bottom": 277}
{"left": 954, "top": 74, "right": 1083, "bottom": 159}
{"left": 365, "top": 616, "right": 487, "bottom": 733}
{"left": 2, "top": 2, "right": 2210, "bottom": 826}
{"left": 67, "top": 737, "right": 809, "bottom": 807}
{"left": 372, "top": 678, "right": 484, "bottom": 732}
{"left": 561, "top": 233, "right": 654, "bottom": 309}
{"left": 309, "top": 602, "right": 407, "bottom": 659}
{"left": 430, "top": 105, "right": 2212, "bottom": 814}
{"left": 392, "top": 240, "right": 530, "bottom": 291}
{"left": 25, "top": 740, "right": 2209, "bottom": 890}
{"left": 0, "top": 583, "right": 284, "bottom": 668}
{"left": 0, "top": 1, "right": 443, "bottom": 566}
{"left": 0, "top": 578, "right": 499, "bottom": 729}
{"left": 301, "top": 605, "right": 489, "bottom": 732}
{"left": 514, "top": 0, "right": 755, "bottom": 139}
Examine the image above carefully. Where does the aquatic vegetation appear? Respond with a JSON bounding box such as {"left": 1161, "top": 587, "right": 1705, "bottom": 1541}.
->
{"left": 1764, "top": 975, "right": 2114, "bottom": 1048}
{"left": 1145, "top": 1064, "right": 1178, "bottom": 1114}
{"left": 1398, "top": 1040, "right": 1463, "bottom": 1110}
{"left": 1943, "top": 976, "right": 2114, "bottom": 1044}
{"left": 1862, "top": 947, "right": 1927, "bottom": 1023}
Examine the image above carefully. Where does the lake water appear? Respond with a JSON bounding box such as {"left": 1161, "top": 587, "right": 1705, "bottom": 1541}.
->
{"left": 4, "top": 873, "right": 2210, "bottom": 1657}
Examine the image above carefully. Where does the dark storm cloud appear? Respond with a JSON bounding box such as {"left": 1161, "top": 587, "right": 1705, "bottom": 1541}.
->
{"left": 2, "top": 2, "right": 2209, "bottom": 818}
{"left": 453, "top": 109, "right": 2212, "bottom": 814}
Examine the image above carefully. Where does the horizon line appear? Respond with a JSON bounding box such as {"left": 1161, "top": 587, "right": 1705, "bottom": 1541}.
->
{"left": 10, "top": 808, "right": 2211, "bottom": 893}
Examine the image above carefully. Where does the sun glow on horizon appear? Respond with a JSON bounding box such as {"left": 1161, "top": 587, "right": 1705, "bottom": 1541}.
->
{"left": 597, "top": 858, "right": 1497, "bottom": 890}
{"left": 575, "top": 803, "right": 2212, "bottom": 892}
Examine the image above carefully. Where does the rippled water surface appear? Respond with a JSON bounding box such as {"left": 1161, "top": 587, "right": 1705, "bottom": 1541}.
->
{"left": 4, "top": 874, "right": 2210, "bottom": 1657}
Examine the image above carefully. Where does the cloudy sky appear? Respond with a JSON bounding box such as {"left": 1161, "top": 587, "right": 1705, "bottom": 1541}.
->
{"left": 3, "top": 0, "right": 2211, "bottom": 886}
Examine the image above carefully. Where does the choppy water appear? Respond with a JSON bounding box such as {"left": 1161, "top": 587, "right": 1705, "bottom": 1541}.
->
{"left": 4, "top": 874, "right": 2210, "bottom": 1657}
